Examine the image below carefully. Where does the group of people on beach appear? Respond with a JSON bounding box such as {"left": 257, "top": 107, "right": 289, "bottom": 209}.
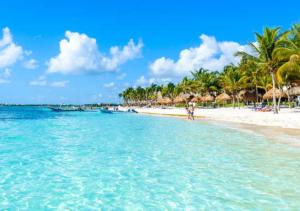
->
{"left": 186, "top": 102, "right": 195, "bottom": 120}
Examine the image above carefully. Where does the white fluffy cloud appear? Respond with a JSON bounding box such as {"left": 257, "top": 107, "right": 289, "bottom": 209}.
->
{"left": 101, "top": 39, "right": 143, "bottom": 70}
{"left": 47, "top": 31, "right": 143, "bottom": 74}
{"left": 0, "top": 27, "right": 36, "bottom": 86}
{"left": 150, "top": 34, "right": 252, "bottom": 78}
{"left": 0, "top": 27, "right": 24, "bottom": 69}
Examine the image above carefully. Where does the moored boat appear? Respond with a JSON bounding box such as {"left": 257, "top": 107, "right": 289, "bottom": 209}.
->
{"left": 100, "top": 108, "right": 113, "bottom": 114}
{"left": 48, "top": 106, "right": 83, "bottom": 112}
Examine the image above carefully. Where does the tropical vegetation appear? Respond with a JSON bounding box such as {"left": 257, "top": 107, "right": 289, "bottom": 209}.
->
{"left": 119, "top": 24, "right": 300, "bottom": 113}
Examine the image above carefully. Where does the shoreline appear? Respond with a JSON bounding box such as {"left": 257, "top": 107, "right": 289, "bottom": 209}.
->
{"left": 207, "top": 119, "right": 300, "bottom": 146}
{"left": 132, "top": 107, "right": 300, "bottom": 129}
{"left": 129, "top": 107, "right": 300, "bottom": 142}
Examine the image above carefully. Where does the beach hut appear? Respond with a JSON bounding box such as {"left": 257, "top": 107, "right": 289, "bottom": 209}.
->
{"left": 263, "top": 88, "right": 286, "bottom": 100}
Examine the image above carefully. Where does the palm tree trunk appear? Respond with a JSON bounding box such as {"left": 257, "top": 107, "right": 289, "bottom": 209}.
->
{"left": 277, "top": 86, "right": 282, "bottom": 111}
{"left": 255, "top": 85, "right": 258, "bottom": 107}
{"left": 287, "top": 92, "right": 291, "bottom": 108}
{"left": 277, "top": 96, "right": 282, "bottom": 111}
{"left": 271, "top": 71, "right": 278, "bottom": 114}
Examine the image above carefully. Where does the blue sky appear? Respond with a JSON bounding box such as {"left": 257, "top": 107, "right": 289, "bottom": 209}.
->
{"left": 0, "top": 0, "right": 299, "bottom": 104}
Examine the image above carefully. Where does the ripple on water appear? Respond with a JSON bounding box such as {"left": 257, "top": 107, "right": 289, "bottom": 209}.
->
{"left": 0, "top": 106, "right": 300, "bottom": 209}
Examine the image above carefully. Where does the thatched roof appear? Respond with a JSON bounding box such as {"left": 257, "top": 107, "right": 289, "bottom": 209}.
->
{"left": 263, "top": 88, "right": 286, "bottom": 100}
{"left": 158, "top": 98, "right": 172, "bottom": 105}
{"left": 157, "top": 98, "right": 164, "bottom": 104}
{"left": 216, "top": 93, "right": 232, "bottom": 102}
{"left": 174, "top": 93, "right": 194, "bottom": 104}
{"left": 288, "top": 86, "right": 300, "bottom": 96}
{"left": 201, "top": 94, "right": 215, "bottom": 102}
{"left": 191, "top": 96, "right": 202, "bottom": 103}
{"left": 174, "top": 96, "right": 185, "bottom": 104}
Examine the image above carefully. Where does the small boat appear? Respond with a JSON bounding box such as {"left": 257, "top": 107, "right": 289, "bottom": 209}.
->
{"left": 48, "top": 106, "right": 83, "bottom": 112}
{"left": 100, "top": 108, "right": 113, "bottom": 114}
{"left": 80, "top": 106, "right": 99, "bottom": 112}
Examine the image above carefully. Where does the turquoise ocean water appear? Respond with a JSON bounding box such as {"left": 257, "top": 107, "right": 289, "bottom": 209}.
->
{"left": 0, "top": 106, "right": 300, "bottom": 210}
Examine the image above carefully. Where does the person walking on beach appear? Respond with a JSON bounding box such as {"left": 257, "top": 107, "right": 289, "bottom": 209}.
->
{"left": 186, "top": 102, "right": 195, "bottom": 120}
{"left": 186, "top": 106, "right": 191, "bottom": 120}
{"left": 190, "top": 105, "right": 195, "bottom": 120}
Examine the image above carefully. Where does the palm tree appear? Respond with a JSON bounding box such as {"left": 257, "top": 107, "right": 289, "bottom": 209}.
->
{"left": 178, "top": 77, "right": 194, "bottom": 94}
{"left": 274, "top": 24, "right": 300, "bottom": 77}
{"left": 220, "top": 65, "right": 247, "bottom": 107}
{"left": 257, "top": 75, "right": 272, "bottom": 93}
{"left": 236, "top": 27, "right": 287, "bottom": 113}
{"left": 191, "top": 68, "right": 220, "bottom": 95}
{"left": 162, "top": 82, "right": 176, "bottom": 101}
{"left": 238, "top": 55, "right": 261, "bottom": 104}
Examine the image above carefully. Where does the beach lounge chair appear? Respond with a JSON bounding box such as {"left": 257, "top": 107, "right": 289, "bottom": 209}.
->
{"left": 259, "top": 106, "right": 272, "bottom": 112}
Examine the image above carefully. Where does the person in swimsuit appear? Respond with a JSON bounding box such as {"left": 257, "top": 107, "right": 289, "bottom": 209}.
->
{"left": 186, "top": 106, "right": 191, "bottom": 120}
{"left": 190, "top": 105, "right": 195, "bottom": 120}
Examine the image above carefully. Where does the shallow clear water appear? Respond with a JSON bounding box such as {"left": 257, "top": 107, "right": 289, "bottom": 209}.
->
{"left": 0, "top": 106, "right": 300, "bottom": 210}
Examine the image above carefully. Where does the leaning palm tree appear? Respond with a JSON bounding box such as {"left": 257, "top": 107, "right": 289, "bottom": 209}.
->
{"left": 273, "top": 24, "right": 300, "bottom": 93}
{"left": 236, "top": 27, "right": 288, "bottom": 113}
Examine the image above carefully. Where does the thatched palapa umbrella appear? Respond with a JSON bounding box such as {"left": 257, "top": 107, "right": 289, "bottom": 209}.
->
{"left": 174, "top": 96, "right": 185, "bottom": 104}
{"left": 216, "top": 93, "right": 232, "bottom": 102}
{"left": 201, "top": 94, "right": 215, "bottom": 103}
{"left": 263, "top": 88, "right": 286, "bottom": 100}
{"left": 191, "top": 96, "right": 202, "bottom": 103}
{"left": 157, "top": 98, "right": 165, "bottom": 105}
{"left": 158, "top": 98, "right": 172, "bottom": 105}
{"left": 174, "top": 93, "right": 194, "bottom": 104}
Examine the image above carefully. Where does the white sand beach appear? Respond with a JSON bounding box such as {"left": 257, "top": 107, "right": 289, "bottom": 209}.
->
{"left": 132, "top": 107, "right": 300, "bottom": 130}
